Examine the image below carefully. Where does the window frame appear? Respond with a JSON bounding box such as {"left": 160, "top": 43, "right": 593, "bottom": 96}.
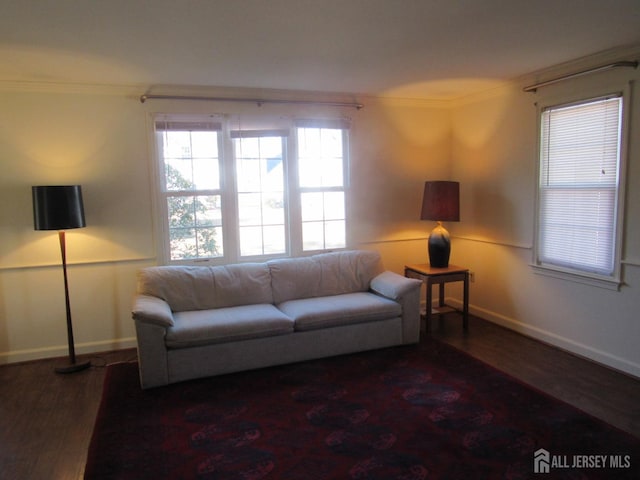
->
{"left": 150, "top": 113, "right": 351, "bottom": 265}
{"left": 532, "top": 87, "right": 630, "bottom": 290}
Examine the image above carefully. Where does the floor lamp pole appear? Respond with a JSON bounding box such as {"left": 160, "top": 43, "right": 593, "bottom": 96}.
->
{"left": 55, "top": 230, "right": 90, "bottom": 374}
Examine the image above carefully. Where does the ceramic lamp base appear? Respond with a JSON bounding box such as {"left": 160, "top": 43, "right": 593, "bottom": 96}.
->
{"left": 428, "top": 222, "right": 451, "bottom": 268}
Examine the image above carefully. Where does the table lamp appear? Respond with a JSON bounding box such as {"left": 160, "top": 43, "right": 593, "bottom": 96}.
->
{"left": 420, "top": 181, "right": 460, "bottom": 268}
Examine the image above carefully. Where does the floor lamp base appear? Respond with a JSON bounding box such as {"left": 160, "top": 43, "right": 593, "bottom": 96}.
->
{"left": 55, "top": 360, "right": 91, "bottom": 374}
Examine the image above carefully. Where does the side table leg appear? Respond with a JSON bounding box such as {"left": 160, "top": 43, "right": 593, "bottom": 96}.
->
{"left": 463, "top": 272, "right": 469, "bottom": 331}
{"left": 425, "top": 279, "right": 433, "bottom": 332}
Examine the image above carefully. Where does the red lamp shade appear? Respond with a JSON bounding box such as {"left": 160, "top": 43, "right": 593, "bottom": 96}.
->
{"left": 420, "top": 181, "right": 459, "bottom": 222}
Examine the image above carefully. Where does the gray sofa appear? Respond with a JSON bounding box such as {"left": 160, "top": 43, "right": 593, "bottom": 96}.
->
{"left": 132, "top": 250, "right": 422, "bottom": 388}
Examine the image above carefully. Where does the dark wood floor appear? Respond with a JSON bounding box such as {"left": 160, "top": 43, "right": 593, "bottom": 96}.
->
{"left": 1, "top": 316, "right": 638, "bottom": 479}
{"left": 0, "top": 348, "right": 137, "bottom": 480}
{"left": 430, "top": 315, "right": 640, "bottom": 438}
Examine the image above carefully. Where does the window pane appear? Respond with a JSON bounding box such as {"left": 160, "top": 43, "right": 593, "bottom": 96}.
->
{"left": 302, "top": 221, "right": 325, "bottom": 251}
{"left": 235, "top": 135, "right": 286, "bottom": 256}
{"left": 263, "top": 225, "right": 286, "bottom": 255}
{"left": 165, "top": 160, "right": 194, "bottom": 190}
{"left": 169, "top": 227, "right": 195, "bottom": 260}
{"left": 168, "top": 196, "right": 194, "bottom": 229}
{"left": 239, "top": 225, "right": 286, "bottom": 256}
{"left": 195, "top": 195, "right": 222, "bottom": 227}
{"left": 161, "top": 130, "right": 220, "bottom": 191}
{"left": 301, "top": 220, "right": 346, "bottom": 251}
{"left": 169, "top": 226, "right": 223, "bottom": 260}
{"left": 167, "top": 195, "right": 223, "bottom": 260}
{"left": 297, "top": 127, "right": 320, "bottom": 158}
{"left": 298, "top": 127, "right": 344, "bottom": 188}
{"left": 301, "top": 191, "right": 345, "bottom": 250}
{"left": 301, "top": 192, "right": 324, "bottom": 221}
{"left": 163, "top": 131, "right": 192, "bottom": 159}
{"left": 196, "top": 227, "right": 224, "bottom": 258}
{"left": 191, "top": 131, "right": 218, "bottom": 158}
{"left": 238, "top": 193, "right": 262, "bottom": 225}
{"left": 258, "top": 136, "right": 283, "bottom": 158}
{"left": 193, "top": 158, "right": 220, "bottom": 190}
{"left": 262, "top": 193, "right": 284, "bottom": 224}
{"left": 239, "top": 226, "right": 263, "bottom": 256}
{"left": 324, "top": 192, "right": 345, "bottom": 220}
{"left": 301, "top": 192, "right": 345, "bottom": 221}
{"left": 236, "top": 157, "right": 261, "bottom": 192}
{"left": 325, "top": 220, "right": 346, "bottom": 249}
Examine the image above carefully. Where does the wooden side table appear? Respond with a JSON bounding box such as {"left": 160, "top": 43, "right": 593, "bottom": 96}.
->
{"left": 404, "top": 264, "right": 469, "bottom": 332}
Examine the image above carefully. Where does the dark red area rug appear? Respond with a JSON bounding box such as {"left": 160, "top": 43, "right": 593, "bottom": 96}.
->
{"left": 85, "top": 338, "right": 639, "bottom": 479}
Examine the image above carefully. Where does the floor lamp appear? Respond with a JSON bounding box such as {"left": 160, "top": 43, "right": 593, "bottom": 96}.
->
{"left": 32, "top": 185, "right": 91, "bottom": 374}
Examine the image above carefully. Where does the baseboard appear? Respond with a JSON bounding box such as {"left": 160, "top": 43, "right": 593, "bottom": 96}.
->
{"left": 0, "top": 337, "right": 137, "bottom": 365}
{"left": 444, "top": 298, "right": 640, "bottom": 379}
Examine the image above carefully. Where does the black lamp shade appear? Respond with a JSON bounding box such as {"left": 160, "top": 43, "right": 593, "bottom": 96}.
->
{"left": 32, "top": 185, "right": 86, "bottom": 231}
{"left": 420, "top": 181, "right": 460, "bottom": 222}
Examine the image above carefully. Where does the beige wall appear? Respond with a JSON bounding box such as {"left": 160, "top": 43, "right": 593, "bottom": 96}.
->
{"left": 0, "top": 85, "right": 450, "bottom": 363}
{"left": 449, "top": 47, "right": 640, "bottom": 377}
{"left": 1, "top": 45, "right": 639, "bottom": 378}
{"left": 0, "top": 85, "right": 157, "bottom": 361}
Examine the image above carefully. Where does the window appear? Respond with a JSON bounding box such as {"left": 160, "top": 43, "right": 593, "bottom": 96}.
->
{"left": 297, "top": 120, "right": 348, "bottom": 251}
{"left": 232, "top": 130, "right": 288, "bottom": 256}
{"left": 154, "top": 115, "right": 349, "bottom": 264}
{"left": 155, "top": 120, "right": 224, "bottom": 261}
{"left": 535, "top": 94, "right": 625, "bottom": 283}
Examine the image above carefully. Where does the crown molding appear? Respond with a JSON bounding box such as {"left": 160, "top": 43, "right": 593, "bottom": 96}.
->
{"left": 0, "top": 80, "right": 143, "bottom": 96}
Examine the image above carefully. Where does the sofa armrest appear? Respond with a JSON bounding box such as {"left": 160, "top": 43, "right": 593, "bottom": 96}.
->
{"left": 370, "top": 271, "right": 422, "bottom": 344}
{"left": 132, "top": 294, "right": 175, "bottom": 327}
{"left": 370, "top": 271, "right": 421, "bottom": 300}
{"left": 134, "top": 321, "right": 170, "bottom": 388}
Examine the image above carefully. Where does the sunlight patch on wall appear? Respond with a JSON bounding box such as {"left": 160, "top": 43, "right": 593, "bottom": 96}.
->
{"left": 450, "top": 83, "right": 518, "bottom": 150}
{"left": 0, "top": 90, "right": 134, "bottom": 181}
{"left": 0, "top": 230, "right": 146, "bottom": 270}
{"left": 372, "top": 96, "right": 449, "bottom": 148}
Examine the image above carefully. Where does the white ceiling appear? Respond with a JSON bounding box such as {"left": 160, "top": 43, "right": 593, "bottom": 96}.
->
{"left": 1, "top": 0, "right": 639, "bottom": 100}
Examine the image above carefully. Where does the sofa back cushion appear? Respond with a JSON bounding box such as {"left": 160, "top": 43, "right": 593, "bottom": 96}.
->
{"left": 268, "top": 250, "right": 382, "bottom": 304}
{"left": 137, "top": 263, "right": 272, "bottom": 312}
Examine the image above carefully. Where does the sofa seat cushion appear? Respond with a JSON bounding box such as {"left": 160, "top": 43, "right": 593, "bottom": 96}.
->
{"left": 278, "top": 292, "right": 401, "bottom": 332}
{"left": 166, "top": 304, "right": 294, "bottom": 348}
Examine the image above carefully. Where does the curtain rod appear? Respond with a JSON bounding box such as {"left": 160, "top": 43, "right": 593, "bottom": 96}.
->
{"left": 523, "top": 60, "right": 638, "bottom": 92}
{"left": 139, "top": 93, "right": 364, "bottom": 110}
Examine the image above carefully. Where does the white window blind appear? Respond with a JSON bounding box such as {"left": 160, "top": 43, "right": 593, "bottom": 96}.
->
{"left": 537, "top": 95, "right": 622, "bottom": 276}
